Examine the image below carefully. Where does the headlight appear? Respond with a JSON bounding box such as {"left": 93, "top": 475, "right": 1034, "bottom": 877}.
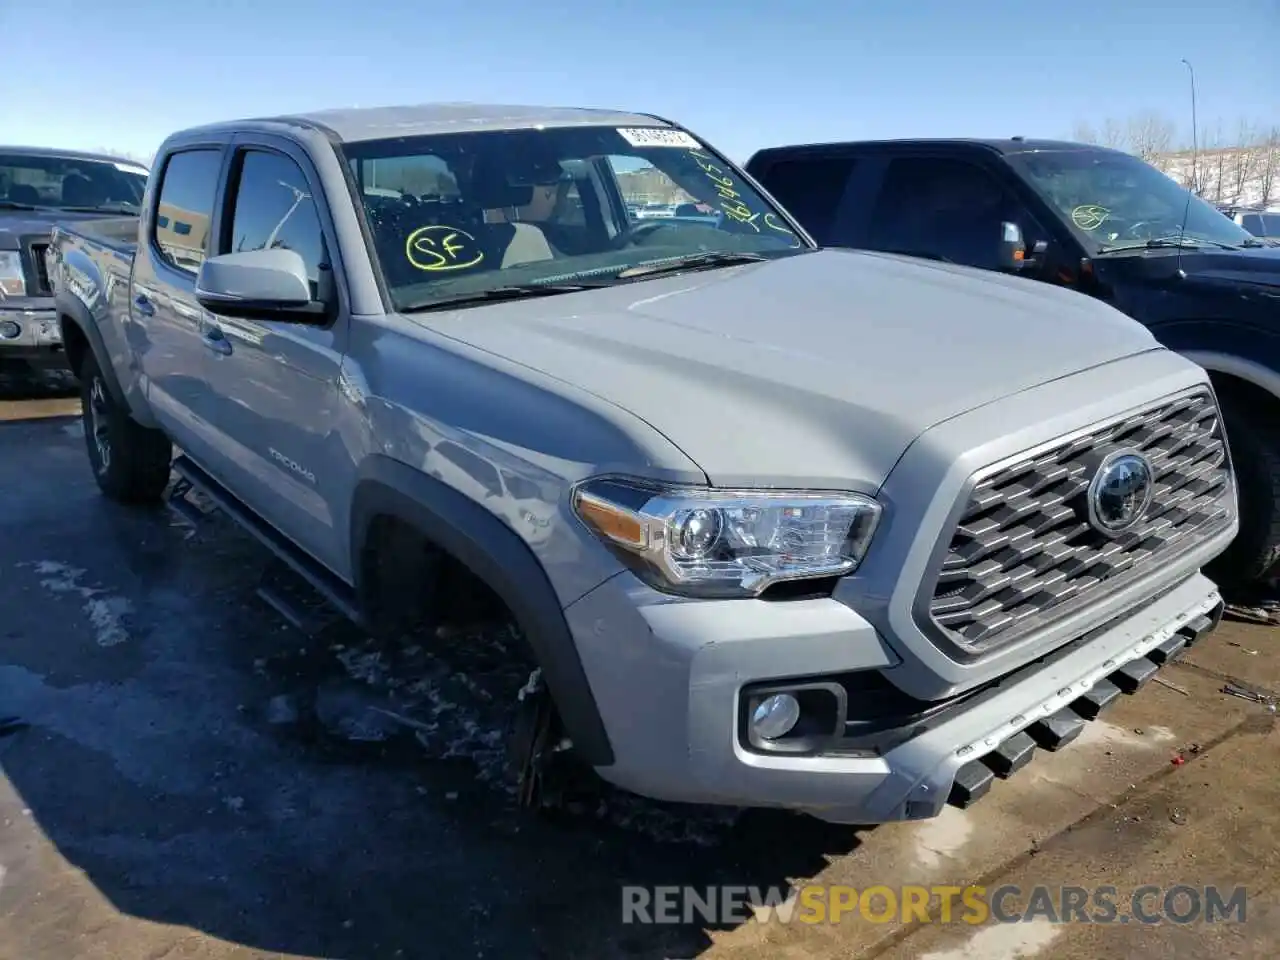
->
{"left": 572, "top": 477, "right": 881, "bottom": 598}
{"left": 0, "top": 251, "right": 25, "bottom": 299}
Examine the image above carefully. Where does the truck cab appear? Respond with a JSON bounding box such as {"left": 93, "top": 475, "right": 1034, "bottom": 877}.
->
{"left": 746, "top": 139, "right": 1280, "bottom": 593}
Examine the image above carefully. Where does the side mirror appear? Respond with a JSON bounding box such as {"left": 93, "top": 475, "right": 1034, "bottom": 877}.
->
{"left": 195, "top": 248, "right": 327, "bottom": 323}
{"left": 999, "top": 221, "right": 1029, "bottom": 271}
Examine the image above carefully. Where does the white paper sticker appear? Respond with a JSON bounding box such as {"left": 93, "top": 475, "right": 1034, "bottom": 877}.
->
{"left": 113, "top": 161, "right": 150, "bottom": 176}
{"left": 616, "top": 127, "right": 701, "bottom": 149}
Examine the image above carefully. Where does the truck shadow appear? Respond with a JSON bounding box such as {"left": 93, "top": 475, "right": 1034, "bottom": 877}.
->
{"left": 0, "top": 417, "right": 869, "bottom": 959}
{"left": 0, "top": 360, "right": 78, "bottom": 402}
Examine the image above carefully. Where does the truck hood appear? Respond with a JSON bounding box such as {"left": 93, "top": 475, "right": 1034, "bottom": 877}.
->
{"left": 415, "top": 249, "right": 1160, "bottom": 489}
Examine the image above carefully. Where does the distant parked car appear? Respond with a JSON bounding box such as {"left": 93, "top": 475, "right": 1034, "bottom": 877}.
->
{"left": 1218, "top": 204, "right": 1280, "bottom": 244}
{"left": 0, "top": 145, "right": 148, "bottom": 374}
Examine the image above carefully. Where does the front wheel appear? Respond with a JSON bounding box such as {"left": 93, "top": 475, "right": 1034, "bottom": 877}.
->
{"left": 80, "top": 352, "right": 173, "bottom": 504}
{"left": 1207, "top": 402, "right": 1280, "bottom": 593}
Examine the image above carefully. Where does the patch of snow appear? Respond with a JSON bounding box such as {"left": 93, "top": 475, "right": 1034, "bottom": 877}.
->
{"left": 919, "top": 916, "right": 1061, "bottom": 960}
{"left": 911, "top": 805, "right": 974, "bottom": 870}
{"left": 25, "top": 561, "right": 132, "bottom": 647}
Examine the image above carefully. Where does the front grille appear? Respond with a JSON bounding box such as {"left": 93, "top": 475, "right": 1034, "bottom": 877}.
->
{"left": 924, "top": 391, "right": 1232, "bottom": 654}
{"left": 28, "top": 241, "right": 51, "bottom": 295}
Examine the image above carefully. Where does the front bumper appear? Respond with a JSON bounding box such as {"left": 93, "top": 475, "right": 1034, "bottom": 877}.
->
{"left": 0, "top": 306, "right": 63, "bottom": 356}
{"left": 565, "top": 570, "right": 1222, "bottom": 823}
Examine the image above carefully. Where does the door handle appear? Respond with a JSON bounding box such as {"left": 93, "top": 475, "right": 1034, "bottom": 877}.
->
{"left": 202, "top": 326, "right": 233, "bottom": 356}
{"left": 133, "top": 293, "right": 155, "bottom": 317}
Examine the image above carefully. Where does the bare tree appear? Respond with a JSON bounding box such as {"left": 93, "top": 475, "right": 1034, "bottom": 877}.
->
{"left": 1127, "top": 111, "right": 1176, "bottom": 169}
{"left": 1259, "top": 127, "right": 1280, "bottom": 207}
{"left": 1226, "top": 121, "right": 1258, "bottom": 204}
{"left": 1071, "top": 120, "right": 1099, "bottom": 144}
{"left": 1101, "top": 117, "right": 1127, "bottom": 150}
{"left": 1204, "top": 122, "right": 1230, "bottom": 201}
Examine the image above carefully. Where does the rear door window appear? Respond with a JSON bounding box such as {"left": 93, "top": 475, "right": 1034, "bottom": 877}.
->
{"left": 755, "top": 157, "right": 856, "bottom": 244}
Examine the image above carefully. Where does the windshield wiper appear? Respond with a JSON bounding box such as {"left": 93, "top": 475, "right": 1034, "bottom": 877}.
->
{"left": 1101, "top": 235, "right": 1241, "bottom": 253}
{"left": 57, "top": 203, "right": 140, "bottom": 215}
{"left": 0, "top": 200, "right": 43, "bottom": 211}
{"left": 614, "top": 251, "right": 769, "bottom": 280}
{"left": 398, "top": 282, "right": 609, "bottom": 313}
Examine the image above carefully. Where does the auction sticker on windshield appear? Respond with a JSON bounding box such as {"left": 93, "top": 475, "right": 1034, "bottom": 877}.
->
{"left": 616, "top": 128, "right": 701, "bottom": 149}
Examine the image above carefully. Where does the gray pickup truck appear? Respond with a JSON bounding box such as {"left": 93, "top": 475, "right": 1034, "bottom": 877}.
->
{"left": 1, "top": 146, "right": 148, "bottom": 371}
{"left": 50, "top": 103, "right": 1237, "bottom": 824}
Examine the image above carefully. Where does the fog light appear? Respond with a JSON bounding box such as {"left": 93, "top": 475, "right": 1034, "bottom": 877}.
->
{"left": 751, "top": 693, "right": 801, "bottom": 740}
{"left": 0, "top": 319, "right": 20, "bottom": 340}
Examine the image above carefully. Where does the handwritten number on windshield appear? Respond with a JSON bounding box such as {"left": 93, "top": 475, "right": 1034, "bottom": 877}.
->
{"left": 688, "top": 150, "right": 796, "bottom": 240}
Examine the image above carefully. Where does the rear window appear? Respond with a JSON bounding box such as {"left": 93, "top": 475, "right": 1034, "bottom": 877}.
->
{"left": 753, "top": 156, "right": 857, "bottom": 243}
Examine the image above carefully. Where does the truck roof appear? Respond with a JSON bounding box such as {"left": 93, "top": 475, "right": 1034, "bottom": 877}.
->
{"left": 179, "top": 103, "right": 675, "bottom": 145}
{"left": 750, "top": 138, "right": 1125, "bottom": 159}
{"left": 0, "top": 144, "right": 143, "bottom": 164}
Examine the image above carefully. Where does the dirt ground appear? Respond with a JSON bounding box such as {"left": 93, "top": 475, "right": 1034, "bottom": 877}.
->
{"left": 1, "top": 372, "right": 1277, "bottom": 960}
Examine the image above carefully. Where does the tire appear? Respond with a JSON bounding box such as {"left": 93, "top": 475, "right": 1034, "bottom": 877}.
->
{"left": 80, "top": 351, "right": 173, "bottom": 504}
{"left": 1206, "top": 401, "right": 1280, "bottom": 591}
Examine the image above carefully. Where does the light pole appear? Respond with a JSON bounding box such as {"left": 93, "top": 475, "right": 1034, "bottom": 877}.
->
{"left": 263, "top": 180, "right": 310, "bottom": 250}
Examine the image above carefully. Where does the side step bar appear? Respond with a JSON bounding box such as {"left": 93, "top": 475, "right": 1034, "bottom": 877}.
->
{"left": 169, "top": 455, "right": 367, "bottom": 632}
{"left": 948, "top": 597, "right": 1224, "bottom": 810}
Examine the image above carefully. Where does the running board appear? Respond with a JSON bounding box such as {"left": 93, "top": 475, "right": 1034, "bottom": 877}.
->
{"left": 170, "top": 455, "right": 367, "bottom": 631}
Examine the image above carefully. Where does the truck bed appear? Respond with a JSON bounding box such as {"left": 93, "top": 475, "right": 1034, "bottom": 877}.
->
{"left": 61, "top": 215, "right": 140, "bottom": 255}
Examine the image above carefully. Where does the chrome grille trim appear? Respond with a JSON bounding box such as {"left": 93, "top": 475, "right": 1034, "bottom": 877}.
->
{"left": 918, "top": 389, "right": 1233, "bottom": 656}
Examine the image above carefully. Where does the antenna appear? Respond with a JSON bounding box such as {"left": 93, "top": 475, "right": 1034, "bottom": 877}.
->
{"left": 1177, "top": 58, "right": 1198, "bottom": 278}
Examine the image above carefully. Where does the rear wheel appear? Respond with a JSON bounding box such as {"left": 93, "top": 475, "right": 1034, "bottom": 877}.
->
{"left": 80, "top": 352, "right": 173, "bottom": 503}
{"left": 1207, "top": 401, "right": 1280, "bottom": 594}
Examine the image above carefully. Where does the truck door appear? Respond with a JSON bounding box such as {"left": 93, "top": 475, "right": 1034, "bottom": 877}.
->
{"left": 196, "top": 137, "right": 352, "bottom": 580}
{"left": 862, "top": 154, "right": 1054, "bottom": 273}
{"left": 132, "top": 146, "right": 228, "bottom": 463}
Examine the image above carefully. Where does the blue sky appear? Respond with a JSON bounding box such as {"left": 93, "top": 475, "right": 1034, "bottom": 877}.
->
{"left": 5, "top": 0, "right": 1277, "bottom": 163}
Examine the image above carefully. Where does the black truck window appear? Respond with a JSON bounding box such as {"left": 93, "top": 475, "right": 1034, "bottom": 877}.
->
{"left": 868, "top": 157, "right": 1036, "bottom": 270}
{"left": 153, "top": 149, "right": 222, "bottom": 275}
{"left": 226, "top": 150, "right": 326, "bottom": 298}
{"left": 755, "top": 157, "right": 856, "bottom": 244}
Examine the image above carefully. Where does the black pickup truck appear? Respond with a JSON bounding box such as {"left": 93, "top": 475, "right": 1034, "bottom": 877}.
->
{"left": 0, "top": 146, "right": 148, "bottom": 372}
{"left": 745, "top": 138, "right": 1280, "bottom": 592}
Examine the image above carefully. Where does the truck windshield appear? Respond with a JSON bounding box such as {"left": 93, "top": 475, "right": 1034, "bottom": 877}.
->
{"left": 1008, "top": 149, "right": 1256, "bottom": 252}
{"left": 0, "top": 153, "right": 148, "bottom": 211}
{"left": 341, "top": 125, "right": 810, "bottom": 311}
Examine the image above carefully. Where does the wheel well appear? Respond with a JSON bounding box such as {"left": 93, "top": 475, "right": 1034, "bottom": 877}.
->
{"left": 59, "top": 316, "right": 89, "bottom": 378}
{"left": 1209, "top": 371, "right": 1280, "bottom": 422}
{"left": 360, "top": 512, "right": 522, "bottom": 638}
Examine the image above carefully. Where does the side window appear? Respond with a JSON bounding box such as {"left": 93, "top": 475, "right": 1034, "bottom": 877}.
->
{"left": 755, "top": 157, "right": 856, "bottom": 244}
{"left": 153, "top": 149, "right": 222, "bottom": 274}
{"left": 867, "top": 157, "right": 1045, "bottom": 271}
{"left": 226, "top": 150, "right": 326, "bottom": 298}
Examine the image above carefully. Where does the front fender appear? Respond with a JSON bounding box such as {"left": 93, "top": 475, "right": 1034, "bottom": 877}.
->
{"left": 350, "top": 454, "right": 615, "bottom": 767}
{"left": 1152, "top": 320, "right": 1280, "bottom": 401}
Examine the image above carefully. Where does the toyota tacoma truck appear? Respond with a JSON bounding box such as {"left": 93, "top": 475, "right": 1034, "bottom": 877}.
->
{"left": 1, "top": 145, "right": 148, "bottom": 372}
{"left": 745, "top": 138, "right": 1280, "bottom": 593}
{"left": 50, "top": 104, "right": 1236, "bottom": 824}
